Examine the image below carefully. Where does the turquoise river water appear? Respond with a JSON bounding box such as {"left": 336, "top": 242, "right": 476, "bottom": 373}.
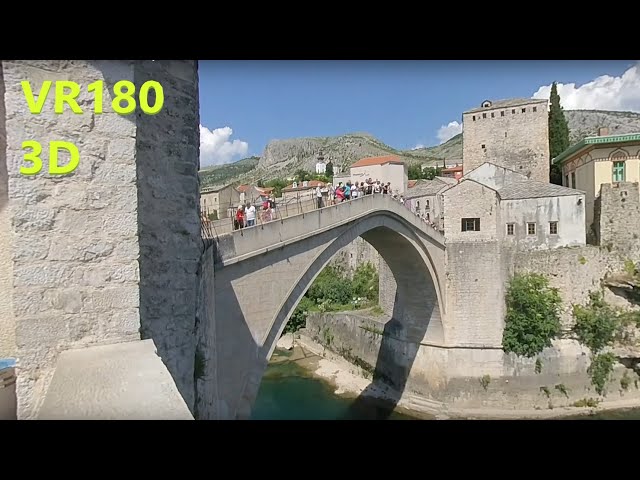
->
{"left": 251, "top": 348, "right": 640, "bottom": 420}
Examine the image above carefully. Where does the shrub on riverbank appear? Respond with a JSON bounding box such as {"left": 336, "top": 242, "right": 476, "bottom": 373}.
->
{"left": 284, "top": 262, "right": 380, "bottom": 334}
{"left": 502, "top": 273, "right": 562, "bottom": 358}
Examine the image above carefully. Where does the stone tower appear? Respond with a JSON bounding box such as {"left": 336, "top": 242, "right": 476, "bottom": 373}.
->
{"left": 462, "top": 98, "right": 550, "bottom": 183}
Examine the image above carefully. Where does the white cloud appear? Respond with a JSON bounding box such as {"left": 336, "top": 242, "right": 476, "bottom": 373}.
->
{"left": 436, "top": 121, "right": 463, "bottom": 144}
{"left": 199, "top": 125, "right": 249, "bottom": 167}
{"left": 412, "top": 143, "right": 426, "bottom": 150}
{"left": 532, "top": 62, "right": 640, "bottom": 112}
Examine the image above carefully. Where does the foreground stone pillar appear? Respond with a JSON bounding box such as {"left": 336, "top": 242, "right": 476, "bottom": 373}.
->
{"left": 1, "top": 60, "right": 201, "bottom": 419}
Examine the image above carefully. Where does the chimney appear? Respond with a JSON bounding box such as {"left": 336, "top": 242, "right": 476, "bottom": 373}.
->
{"left": 598, "top": 127, "right": 609, "bottom": 137}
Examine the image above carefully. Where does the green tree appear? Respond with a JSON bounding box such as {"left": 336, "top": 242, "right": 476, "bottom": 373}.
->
{"left": 502, "top": 273, "right": 562, "bottom": 357}
{"left": 325, "top": 162, "right": 334, "bottom": 178}
{"left": 265, "top": 178, "right": 289, "bottom": 197}
{"left": 423, "top": 166, "right": 442, "bottom": 180}
{"left": 548, "top": 82, "right": 570, "bottom": 185}
{"left": 257, "top": 179, "right": 265, "bottom": 187}
{"left": 408, "top": 164, "right": 424, "bottom": 180}
{"left": 294, "top": 169, "right": 312, "bottom": 183}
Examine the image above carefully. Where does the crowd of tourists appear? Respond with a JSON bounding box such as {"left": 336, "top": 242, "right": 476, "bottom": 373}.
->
{"left": 212, "top": 178, "right": 441, "bottom": 233}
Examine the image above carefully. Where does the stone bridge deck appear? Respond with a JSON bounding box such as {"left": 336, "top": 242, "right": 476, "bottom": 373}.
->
{"left": 213, "top": 194, "right": 445, "bottom": 266}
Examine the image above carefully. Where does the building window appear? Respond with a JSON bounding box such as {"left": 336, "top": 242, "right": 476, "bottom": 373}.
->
{"left": 533, "top": 106, "right": 537, "bottom": 112}
{"left": 482, "top": 113, "right": 487, "bottom": 119}
{"left": 426, "top": 213, "right": 430, "bottom": 221}
{"left": 521, "top": 108, "right": 526, "bottom": 113}
{"left": 549, "top": 221, "right": 558, "bottom": 235}
{"left": 505, "top": 132, "right": 507, "bottom": 138}
{"left": 613, "top": 161, "right": 626, "bottom": 182}
{"left": 481, "top": 144, "right": 486, "bottom": 149}
{"left": 473, "top": 115, "right": 476, "bottom": 121}
{"left": 426, "top": 199, "right": 430, "bottom": 209}
{"left": 571, "top": 172, "right": 576, "bottom": 188}
{"left": 564, "top": 174, "right": 569, "bottom": 186}
{"left": 462, "top": 218, "right": 481, "bottom": 232}
{"left": 491, "top": 112, "right": 495, "bottom": 118}
{"left": 527, "top": 223, "right": 536, "bottom": 235}
{"left": 507, "top": 223, "right": 514, "bottom": 236}
{"left": 512, "top": 109, "right": 515, "bottom": 114}
{"left": 501, "top": 111, "right": 505, "bottom": 117}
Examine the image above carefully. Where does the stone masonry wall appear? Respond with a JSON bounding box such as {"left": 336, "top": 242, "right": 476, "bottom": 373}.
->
{"left": 329, "top": 236, "right": 379, "bottom": 276}
{"left": 509, "top": 245, "right": 628, "bottom": 328}
{"left": 2, "top": 61, "right": 142, "bottom": 418}
{"left": 0, "top": 63, "right": 16, "bottom": 359}
{"left": 133, "top": 60, "right": 202, "bottom": 412}
{"left": 597, "top": 182, "right": 640, "bottom": 258}
{"left": 462, "top": 99, "right": 549, "bottom": 183}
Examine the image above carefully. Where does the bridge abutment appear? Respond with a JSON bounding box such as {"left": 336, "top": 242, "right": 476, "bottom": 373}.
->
{"left": 1, "top": 60, "right": 202, "bottom": 418}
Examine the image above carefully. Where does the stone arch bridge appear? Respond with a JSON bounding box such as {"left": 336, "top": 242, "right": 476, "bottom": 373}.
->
{"left": 2, "top": 60, "right": 506, "bottom": 420}
{"left": 205, "top": 193, "right": 447, "bottom": 418}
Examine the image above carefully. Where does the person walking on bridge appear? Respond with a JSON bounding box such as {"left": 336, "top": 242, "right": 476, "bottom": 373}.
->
{"left": 315, "top": 184, "right": 323, "bottom": 209}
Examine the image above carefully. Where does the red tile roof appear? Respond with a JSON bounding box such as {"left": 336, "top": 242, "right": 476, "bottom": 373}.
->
{"left": 236, "top": 184, "right": 251, "bottom": 193}
{"left": 282, "top": 180, "right": 326, "bottom": 192}
{"left": 351, "top": 155, "right": 404, "bottom": 168}
{"left": 408, "top": 180, "right": 418, "bottom": 188}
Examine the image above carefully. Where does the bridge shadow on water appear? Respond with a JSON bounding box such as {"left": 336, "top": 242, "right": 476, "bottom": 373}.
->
{"left": 340, "top": 294, "right": 431, "bottom": 421}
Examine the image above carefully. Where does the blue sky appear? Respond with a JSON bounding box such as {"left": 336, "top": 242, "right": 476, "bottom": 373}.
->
{"left": 198, "top": 60, "right": 640, "bottom": 167}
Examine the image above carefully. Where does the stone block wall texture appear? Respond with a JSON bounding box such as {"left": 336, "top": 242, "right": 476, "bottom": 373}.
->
{"left": 597, "top": 182, "right": 640, "bottom": 257}
{"left": 3, "top": 61, "right": 142, "bottom": 418}
{"left": 462, "top": 100, "right": 549, "bottom": 183}
{"left": 133, "top": 60, "right": 202, "bottom": 412}
{"left": 2, "top": 60, "right": 202, "bottom": 418}
{"left": 330, "top": 236, "right": 380, "bottom": 276}
{"left": 0, "top": 63, "right": 16, "bottom": 359}
{"left": 508, "top": 245, "right": 628, "bottom": 328}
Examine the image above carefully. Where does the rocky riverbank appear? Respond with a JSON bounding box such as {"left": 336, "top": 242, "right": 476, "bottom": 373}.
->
{"left": 276, "top": 332, "right": 640, "bottom": 420}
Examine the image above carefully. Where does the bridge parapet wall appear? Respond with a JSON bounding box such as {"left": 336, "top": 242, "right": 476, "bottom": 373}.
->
{"left": 214, "top": 194, "right": 445, "bottom": 266}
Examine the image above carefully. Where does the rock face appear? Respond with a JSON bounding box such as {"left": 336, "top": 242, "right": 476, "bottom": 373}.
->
{"left": 257, "top": 132, "right": 435, "bottom": 178}
{"left": 226, "top": 109, "right": 640, "bottom": 184}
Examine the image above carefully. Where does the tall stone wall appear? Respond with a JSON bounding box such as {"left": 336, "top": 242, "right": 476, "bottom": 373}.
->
{"left": 462, "top": 99, "right": 549, "bottom": 183}
{"left": 509, "top": 245, "right": 628, "bottom": 328}
{"left": 133, "top": 61, "right": 202, "bottom": 410}
{"left": 596, "top": 182, "right": 640, "bottom": 259}
{"left": 1, "top": 60, "right": 202, "bottom": 418}
{"left": 329, "top": 237, "right": 379, "bottom": 276}
{"left": 0, "top": 63, "right": 15, "bottom": 359}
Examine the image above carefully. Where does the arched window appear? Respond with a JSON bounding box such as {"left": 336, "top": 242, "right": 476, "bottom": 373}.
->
{"left": 611, "top": 150, "right": 628, "bottom": 182}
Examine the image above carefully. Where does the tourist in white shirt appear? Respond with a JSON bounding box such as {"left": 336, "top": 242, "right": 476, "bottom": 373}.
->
{"left": 245, "top": 202, "right": 256, "bottom": 227}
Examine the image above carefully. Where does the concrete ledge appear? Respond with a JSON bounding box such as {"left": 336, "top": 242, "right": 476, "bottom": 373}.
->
{"left": 37, "top": 340, "right": 194, "bottom": 420}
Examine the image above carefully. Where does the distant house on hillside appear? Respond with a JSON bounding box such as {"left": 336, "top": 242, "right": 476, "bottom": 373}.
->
{"left": 237, "top": 184, "right": 274, "bottom": 205}
{"left": 349, "top": 155, "right": 408, "bottom": 194}
{"left": 200, "top": 183, "right": 241, "bottom": 220}
{"left": 281, "top": 180, "right": 326, "bottom": 202}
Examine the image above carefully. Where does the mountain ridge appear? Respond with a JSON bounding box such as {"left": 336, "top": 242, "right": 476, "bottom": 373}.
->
{"left": 199, "top": 109, "right": 640, "bottom": 187}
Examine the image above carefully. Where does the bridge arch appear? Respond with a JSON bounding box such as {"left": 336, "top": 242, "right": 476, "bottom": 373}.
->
{"left": 262, "top": 211, "right": 445, "bottom": 361}
{"left": 209, "top": 197, "right": 448, "bottom": 419}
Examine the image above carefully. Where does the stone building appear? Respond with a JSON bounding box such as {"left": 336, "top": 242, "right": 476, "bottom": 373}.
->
{"left": 462, "top": 98, "right": 550, "bottom": 183}
{"left": 442, "top": 162, "right": 586, "bottom": 251}
{"left": 349, "top": 155, "right": 408, "bottom": 194}
{"left": 552, "top": 128, "right": 640, "bottom": 237}
{"left": 281, "top": 180, "right": 326, "bottom": 202}
{"left": 200, "top": 184, "right": 240, "bottom": 219}
{"left": 404, "top": 176, "right": 455, "bottom": 228}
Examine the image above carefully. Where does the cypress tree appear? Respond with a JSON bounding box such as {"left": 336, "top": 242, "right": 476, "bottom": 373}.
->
{"left": 548, "top": 82, "right": 570, "bottom": 185}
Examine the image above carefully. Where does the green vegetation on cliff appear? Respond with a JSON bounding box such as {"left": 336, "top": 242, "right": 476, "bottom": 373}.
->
{"left": 284, "top": 263, "right": 380, "bottom": 334}
{"left": 571, "top": 287, "right": 640, "bottom": 395}
{"left": 502, "top": 273, "right": 562, "bottom": 358}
